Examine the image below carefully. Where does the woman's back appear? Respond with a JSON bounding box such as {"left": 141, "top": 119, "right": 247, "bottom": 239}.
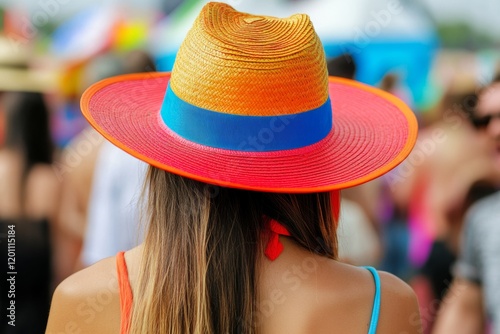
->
{"left": 48, "top": 239, "right": 420, "bottom": 334}
{"left": 257, "top": 237, "right": 418, "bottom": 333}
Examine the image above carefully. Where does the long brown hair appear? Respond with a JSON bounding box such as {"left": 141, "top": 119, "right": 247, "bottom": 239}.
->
{"left": 129, "top": 166, "right": 339, "bottom": 334}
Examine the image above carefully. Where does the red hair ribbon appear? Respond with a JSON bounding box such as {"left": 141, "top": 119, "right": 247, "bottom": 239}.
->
{"left": 264, "top": 219, "right": 291, "bottom": 261}
{"left": 264, "top": 191, "right": 340, "bottom": 261}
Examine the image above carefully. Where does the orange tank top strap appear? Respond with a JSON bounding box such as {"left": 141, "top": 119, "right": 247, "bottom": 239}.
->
{"left": 116, "top": 251, "right": 133, "bottom": 334}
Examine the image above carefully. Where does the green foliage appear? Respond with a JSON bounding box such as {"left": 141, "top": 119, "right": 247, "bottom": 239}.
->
{"left": 0, "top": 7, "right": 4, "bottom": 31}
{"left": 437, "top": 21, "right": 497, "bottom": 49}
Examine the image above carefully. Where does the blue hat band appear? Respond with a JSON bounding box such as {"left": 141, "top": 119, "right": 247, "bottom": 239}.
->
{"left": 161, "top": 84, "right": 333, "bottom": 152}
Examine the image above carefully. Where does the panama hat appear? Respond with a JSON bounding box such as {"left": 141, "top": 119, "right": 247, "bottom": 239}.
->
{"left": 81, "top": 2, "right": 417, "bottom": 193}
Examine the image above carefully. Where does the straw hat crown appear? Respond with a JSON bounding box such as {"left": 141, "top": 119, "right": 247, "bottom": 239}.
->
{"left": 170, "top": 2, "right": 329, "bottom": 116}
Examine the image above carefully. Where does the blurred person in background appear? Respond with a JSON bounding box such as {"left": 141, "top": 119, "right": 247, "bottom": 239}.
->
{"left": 52, "top": 52, "right": 123, "bottom": 284}
{"left": 52, "top": 127, "right": 103, "bottom": 283}
{"left": 53, "top": 50, "right": 156, "bottom": 280}
{"left": 0, "top": 92, "right": 59, "bottom": 333}
{"left": 395, "top": 79, "right": 500, "bottom": 333}
{"left": 326, "top": 53, "right": 356, "bottom": 81}
{"left": 434, "top": 79, "right": 500, "bottom": 334}
{"left": 336, "top": 198, "right": 381, "bottom": 266}
{"left": 327, "top": 53, "right": 383, "bottom": 267}
{"left": 79, "top": 50, "right": 155, "bottom": 268}
{"left": 377, "top": 72, "right": 414, "bottom": 280}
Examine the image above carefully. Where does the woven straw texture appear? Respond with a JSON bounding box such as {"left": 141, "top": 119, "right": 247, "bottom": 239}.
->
{"left": 170, "top": 2, "right": 329, "bottom": 116}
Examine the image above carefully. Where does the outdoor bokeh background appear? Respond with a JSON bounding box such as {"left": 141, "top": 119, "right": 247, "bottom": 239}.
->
{"left": 2, "top": 0, "right": 500, "bottom": 114}
{"left": 1, "top": 0, "right": 499, "bottom": 333}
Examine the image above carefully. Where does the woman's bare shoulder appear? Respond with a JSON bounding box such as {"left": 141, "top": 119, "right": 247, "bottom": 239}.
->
{"left": 377, "top": 270, "right": 422, "bottom": 333}
{"left": 260, "top": 241, "right": 421, "bottom": 334}
{"left": 310, "top": 263, "right": 421, "bottom": 333}
{"left": 46, "top": 255, "right": 121, "bottom": 334}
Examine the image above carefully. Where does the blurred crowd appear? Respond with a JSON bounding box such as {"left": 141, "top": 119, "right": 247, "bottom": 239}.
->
{"left": 0, "top": 1, "right": 499, "bottom": 333}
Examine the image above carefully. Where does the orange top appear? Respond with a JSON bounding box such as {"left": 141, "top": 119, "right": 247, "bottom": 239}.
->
{"left": 116, "top": 252, "right": 132, "bottom": 334}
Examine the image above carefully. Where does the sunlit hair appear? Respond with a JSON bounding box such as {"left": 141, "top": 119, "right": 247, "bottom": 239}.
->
{"left": 129, "top": 166, "right": 339, "bottom": 334}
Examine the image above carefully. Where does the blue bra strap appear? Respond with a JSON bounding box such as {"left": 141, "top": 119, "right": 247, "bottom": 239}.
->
{"left": 364, "top": 266, "right": 381, "bottom": 334}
